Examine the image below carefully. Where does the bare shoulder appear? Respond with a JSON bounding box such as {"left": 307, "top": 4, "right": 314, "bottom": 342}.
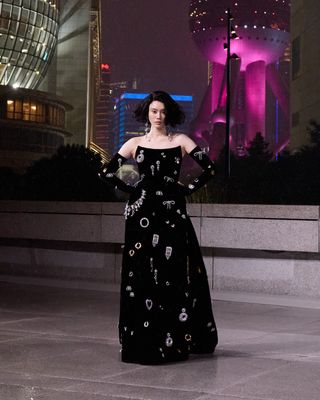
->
{"left": 174, "top": 133, "right": 197, "bottom": 154}
{"left": 118, "top": 137, "right": 139, "bottom": 159}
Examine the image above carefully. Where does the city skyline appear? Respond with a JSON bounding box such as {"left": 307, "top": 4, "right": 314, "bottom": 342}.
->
{"left": 101, "top": 0, "right": 208, "bottom": 114}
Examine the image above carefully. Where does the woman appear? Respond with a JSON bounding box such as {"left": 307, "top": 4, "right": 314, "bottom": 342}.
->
{"left": 100, "top": 91, "right": 218, "bottom": 364}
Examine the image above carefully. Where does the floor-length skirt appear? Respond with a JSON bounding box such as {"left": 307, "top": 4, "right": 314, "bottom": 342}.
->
{"left": 119, "top": 183, "right": 218, "bottom": 364}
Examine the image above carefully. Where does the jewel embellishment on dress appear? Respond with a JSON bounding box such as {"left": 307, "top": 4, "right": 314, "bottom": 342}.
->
{"left": 140, "top": 217, "right": 149, "bottom": 228}
{"left": 126, "top": 285, "right": 132, "bottom": 291}
{"left": 150, "top": 257, "right": 154, "bottom": 271}
{"left": 144, "top": 321, "right": 149, "bottom": 328}
{"left": 145, "top": 299, "right": 153, "bottom": 310}
{"left": 161, "top": 152, "right": 166, "bottom": 158}
{"left": 165, "top": 246, "right": 172, "bottom": 260}
{"left": 136, "top": 149, "right": 144, "bottom": 163}
{"left": 175, "top": 157, "right": 180, "bottom": 164}
{"left": 185, "top": 334, "right": 192, "bottom": 342}
{"left": 135, "top": 242, "right": 142, "bottom": 249}
{"left": 163, "top": 200, "right": 175, "bottom": 210}
{"left": 154, "top": 269, "right": 158, "bottom": 284}
{"left": 124, "top": 189, "right": 146, "bottom": 219}
{"left": 150, "top": 165, "right": 155, "bottom": 176}
{"left": 194, "top": 149, "right": 205, "bottom": 160}
{"left": 188, "top": 184, "right": 195, "bottom": 190}
{"left": 152, "top": 234, "right": 159, "bottom": 247}
{"left": 179, "top": 308, "right": 188, "bottom": 322}
{"left": 164, "top": 176, "right": 174, "bottom": 183}
{"left": 129, "top": 292, "right": 135, "bottom": 297}
{"left": 118, "top": 158, "right": 123, "bottom": 167}
{"left": 156, "top": 160, "right": 160, "bottom": 171}
{"left": 129, "top": 249, "right": 135, "bottom": 257}
{"left": 129, "top": 271, "right": 133, "bottom": 277}
{"left": 165, "top": 333, "right": 173, "bottom": 347}
{"left": 156, "top": 191, "right": 163, "bottom": 196}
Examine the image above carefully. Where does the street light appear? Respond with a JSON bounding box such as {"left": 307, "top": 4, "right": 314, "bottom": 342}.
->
{"left": 224, "top": 8, "right": 239, "bottom": 179}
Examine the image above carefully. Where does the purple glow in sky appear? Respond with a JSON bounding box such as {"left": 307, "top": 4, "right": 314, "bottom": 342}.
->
{"left": 101, "top": 0, "right": 208, "bottom": 113}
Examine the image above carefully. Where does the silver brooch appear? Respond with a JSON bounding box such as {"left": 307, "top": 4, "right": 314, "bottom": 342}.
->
{"left": 145, "top": 299, "right": 153, "bottom": 310}
{"left": 163, "top": 200, "right": 175, "bottom": 210}
{"left": 136, "top": 150, "right": 144, "bottom": 163}
{"left": 185, "top": 334, "right": 192, "bottom": 342}
{"left": 165, "top": 333, "right": 173, "bottom": 347}
{"left": 152, "top": 234, "right": 159, "bottom": 247}
{"left": 179, "top": 308, "right": 188, "bottom": 322}
{"left": 140, "top": 217, "right": 149, "bottom": 228}
{"left": 164, "top": 176, "right": 174, "bottom": 183}
{"left": 165, "top": 246, "right": 172, "bottom": 260}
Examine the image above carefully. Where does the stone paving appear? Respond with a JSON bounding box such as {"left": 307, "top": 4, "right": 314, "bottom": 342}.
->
{"left": 0, "top": 280, "right": 320, "bottom": 400}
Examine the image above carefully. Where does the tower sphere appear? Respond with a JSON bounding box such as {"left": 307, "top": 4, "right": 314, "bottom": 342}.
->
{"left": 0, "top": 0, "right": 59, "bottom": 88}
{"left": 189, "top": 0, "right": 290, "bottom": 69}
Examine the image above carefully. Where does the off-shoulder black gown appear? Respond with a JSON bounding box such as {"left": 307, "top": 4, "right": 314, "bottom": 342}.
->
{"left": 102, "top": 145, "right": 218, "bottom": 364}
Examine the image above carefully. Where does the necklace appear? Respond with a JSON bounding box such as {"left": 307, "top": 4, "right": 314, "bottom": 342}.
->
{"left": 145, "top": 131, "right": 172, "bottom": 142}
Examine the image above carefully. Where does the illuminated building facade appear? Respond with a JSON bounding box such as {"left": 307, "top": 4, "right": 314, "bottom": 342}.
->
{"left": 40, "top": 0, "right": 102, "bottom": 149}
{"left": 0, "top": 0, "right": 59, "bottom": 88}
{"left": 0, "top": 0, "right": 102, "bottom": 169}
{"left": 189, "top": 0, "right": 290, "bottom": 158}
{"left": 113, "top": 92, "right": 194, "bottom": 153}
{"left": 0, "top": 85, "right": 72, "bottom": 169}
{"left": 94, "top": 63, "right": 113, "bottom": 155}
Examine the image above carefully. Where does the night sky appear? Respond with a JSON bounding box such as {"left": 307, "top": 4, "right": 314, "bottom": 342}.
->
{"left": 101, "top": 0, "right": 208, "bottom": 113}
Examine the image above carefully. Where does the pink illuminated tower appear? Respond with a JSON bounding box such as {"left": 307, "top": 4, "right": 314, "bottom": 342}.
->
{"left": 189, "top": 0, "right": 290, "bottom": 158}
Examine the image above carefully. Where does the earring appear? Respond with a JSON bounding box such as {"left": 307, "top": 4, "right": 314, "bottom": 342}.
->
{"left": 145, "top": 121, "right": 151, "bottom": 141}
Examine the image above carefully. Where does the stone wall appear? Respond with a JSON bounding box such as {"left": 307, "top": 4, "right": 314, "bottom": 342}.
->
{"left": 1, "top": 201, "right": 320, "bottom": 299}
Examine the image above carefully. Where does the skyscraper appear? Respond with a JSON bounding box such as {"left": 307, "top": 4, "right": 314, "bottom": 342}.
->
{"left": 94, "top": 63, "right": 113, "bottom": 155}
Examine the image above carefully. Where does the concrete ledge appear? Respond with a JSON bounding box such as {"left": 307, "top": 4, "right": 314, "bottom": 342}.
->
{"left": 1, "top": 201, "right": 320, "bottom": 301}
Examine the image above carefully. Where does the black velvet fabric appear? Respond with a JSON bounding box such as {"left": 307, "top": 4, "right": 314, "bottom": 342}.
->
{"left": 107, "top": 145, "right": 218, "bottom": 364}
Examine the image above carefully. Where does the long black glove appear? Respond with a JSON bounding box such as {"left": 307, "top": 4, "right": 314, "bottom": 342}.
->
{"left": 181, "top": 146, "right": 215, "bottom": 195}
{"left": 98, "top": 153, "right": 134, "bottom": 194}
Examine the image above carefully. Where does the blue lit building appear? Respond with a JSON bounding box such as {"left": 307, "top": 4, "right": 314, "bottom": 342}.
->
{"left": 113, "top": 92, "right": 194, "bottom": 152}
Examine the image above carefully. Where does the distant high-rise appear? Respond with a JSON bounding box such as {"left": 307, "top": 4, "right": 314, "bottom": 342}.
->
{"left": 113, "top": 92, "right": 194, "bottom": 152}
{"left": 94, "top": 63, "right": 114, "bottom": 155}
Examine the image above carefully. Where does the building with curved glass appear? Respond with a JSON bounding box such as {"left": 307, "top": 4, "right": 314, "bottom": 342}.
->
{"left": 0, "top": 85, "right": 72, "bottom": 169}
{"left": 0, "top": 0, "right": 59, "bottom": 89}
{"left": 0, "top": 0, "right": 102, "bottom": 170}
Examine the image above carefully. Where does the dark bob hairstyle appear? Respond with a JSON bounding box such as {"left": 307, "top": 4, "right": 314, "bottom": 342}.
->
{"left": 134, "top": 90, "right": 185, "bottom": 127}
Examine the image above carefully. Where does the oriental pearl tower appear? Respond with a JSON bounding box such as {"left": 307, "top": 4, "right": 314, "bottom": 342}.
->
{"left": 189, "top": 0, "right": 290, "bottom": 158}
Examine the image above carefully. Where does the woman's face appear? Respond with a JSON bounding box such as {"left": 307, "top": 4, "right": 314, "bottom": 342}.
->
{"left": 148, "top": 100, "right": 166, "bottom": 129}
